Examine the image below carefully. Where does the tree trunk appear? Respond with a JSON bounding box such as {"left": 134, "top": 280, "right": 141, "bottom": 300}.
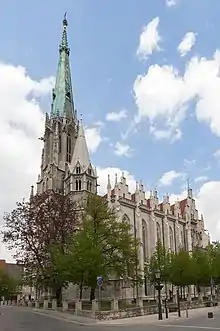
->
{"left": 79, "top": 272, "right": 83, "bottom": 300}
{"left": 79, "top": 283, "right": 83, "bottom": 300}
{"left": 90, "top": 287, "right": 95, "bottom": 302}
{"left": 55, "top": 286, "right": 62, "bottom": 305}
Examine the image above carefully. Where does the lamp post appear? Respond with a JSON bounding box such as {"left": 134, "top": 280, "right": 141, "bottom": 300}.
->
{"left": 154, "top": 269, "right": 164, "bottom": 320}
{"left": 176, "top": 286, "right": 181, "bottom": 317}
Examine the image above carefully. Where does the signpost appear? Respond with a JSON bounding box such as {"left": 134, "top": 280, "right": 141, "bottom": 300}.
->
{"left": 97, "top": 276, "right": 103, "bottom": 310}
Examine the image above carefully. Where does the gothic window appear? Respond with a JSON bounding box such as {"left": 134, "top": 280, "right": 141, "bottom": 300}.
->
{"left": 87, "top": 181, "right": 89, "bottom": 191}
{"left": 76, "top": 166, "right": 81, "bottom": 174}
{"left": 156, "top": 222, "right": 161, "bottom": 243}
{"left": 181, "top": 230, "right": 184, "bottom": 248}
{"left": 122, "top": 214, "right": 131, "bottom": 276}
{"left": 169, "top": 226, "right": 174, "bottom": 252}
{"left": 78, "top": 180, "right": 82, "bottom": 190}
{"left": 88, "top": 168, "right": 92, "bottom": 175}
{"left": 89, "top": 182, "right": 92, "bottom": 191}
{"left": 66, "top": 133, "right": 71, "bottom": 163}
{"left": 75, "top": 180, "right": 78, "bottom": 191}
{"left": 142, "top": 220, "right": 148, "bottom": 262}
{"left": 59, "top": 134, "right": 62, "bottom": 153}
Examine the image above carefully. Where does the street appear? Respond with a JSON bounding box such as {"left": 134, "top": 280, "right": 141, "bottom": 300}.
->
{"left": 2, "top": 306, "right": 220, "bottom": 331}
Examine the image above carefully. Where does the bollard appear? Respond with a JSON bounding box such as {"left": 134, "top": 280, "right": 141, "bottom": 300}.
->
{"left": 208, "top": 312, "right": 214, "bottom": 318}
{"left": 164, "top": 298, "right": 169, "bottom": 319}
{"left": 185, "top": 304, "right": 188, "bottom": 318}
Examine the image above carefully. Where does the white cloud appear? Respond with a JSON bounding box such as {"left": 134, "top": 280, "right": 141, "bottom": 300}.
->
{"left": 97, "top": 167, "right": 137, "bottom": 195}
{"left": 0, "top": 62, "right": 55, "bottom": 262}
{"left": 166, "top": 0, "right": 177, "bottom": 7}
{"left": 159, "top": 170, "right": 184, "bottom": 186}
{"left": 85, "top": 127, "right": 102, "bottom": 153}
{"left": 196, "top": 181, "right": 220, "bottom": 239}
{"left": 194, "top": 176, "right": 209, "bottom": 183}
{"left": 178, "top": 32, "right": 196, "bottom": 57}
{"left": 114, "top": 142, "right": 133, "bottom": 157}
{"left": 136, "top": 17, "right": 161, "bottom": 59}
{"left": 133, "top": 50, "right": 220, "bottom": 140}
{"left": 106, "top": 109, "right": 127, "bottom": 122}
{"left": 213, "top": 149, "right": 220, "bottom": 162}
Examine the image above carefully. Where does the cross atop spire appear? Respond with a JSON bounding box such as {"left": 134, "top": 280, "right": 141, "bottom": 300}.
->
{"left": 51, "top": 14, "right": 75, "bottom": 119}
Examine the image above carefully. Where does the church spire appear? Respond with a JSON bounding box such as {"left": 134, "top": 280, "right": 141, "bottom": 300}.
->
{"left": 70, "top": 119, "right": 90, "bottom": 173}
{"left": 51, "top": 13, "right": 75, "bottom": 119}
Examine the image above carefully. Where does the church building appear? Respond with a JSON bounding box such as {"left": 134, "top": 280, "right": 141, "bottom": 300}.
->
{"left": 34, "top": 16, "right": 210, "bottom": 299}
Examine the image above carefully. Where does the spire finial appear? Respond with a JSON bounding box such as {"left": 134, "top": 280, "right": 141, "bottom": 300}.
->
{"left": 107, "top": 174, "right": 111, "bottom": 190}
{"left": 115, "top": 173, "right": 118, "bottom": 187}
{"left": 187, "top": 177, "right": 190, "bottom": 189}
{"left": 30, "top": 185, "right": 34, "bottom": 200}
{"left": 60, "top": 13, "right": 69, "bottom": 54}
{"left": 63, "top": 12, "right": 68, "bottom": 28}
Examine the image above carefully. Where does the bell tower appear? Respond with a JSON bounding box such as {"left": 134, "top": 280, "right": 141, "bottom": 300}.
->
{"left": 37, "top": 14, "right": 78, "bottom": 194}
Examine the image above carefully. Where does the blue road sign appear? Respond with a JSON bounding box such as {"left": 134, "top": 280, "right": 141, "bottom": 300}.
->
{"left": 97, "top": 276, "right": 103, "bottom": 287}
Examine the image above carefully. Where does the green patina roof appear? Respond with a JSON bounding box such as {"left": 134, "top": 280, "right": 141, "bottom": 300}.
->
{"left": 51, "top": 14, "right": 74, "bottom": 119}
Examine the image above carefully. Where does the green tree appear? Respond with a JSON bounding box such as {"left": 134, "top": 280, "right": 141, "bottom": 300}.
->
{"left": 0, "top": 270, "right": 19, "bottom": 300}
{"left": 191, "top": 247, "right": 211, "bottom": 291}
{"left": 146, "top": 240, "right": 171, "bottom": 284}
{"left": 206, "top": 242, "right": 220, "bottom": 285}
{"left": 53, "top": 194, "right": 141, "bottom": 301}
{"left": 2, "top": 190, "right": 79, "bottom": 303}
{"left": 168, "top": 250, "right": 194, "bottom": 286}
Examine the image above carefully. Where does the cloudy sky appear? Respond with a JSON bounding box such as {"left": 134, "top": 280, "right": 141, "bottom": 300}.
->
{"left": 1, "top": 0, "right": 220, "bottom": 261}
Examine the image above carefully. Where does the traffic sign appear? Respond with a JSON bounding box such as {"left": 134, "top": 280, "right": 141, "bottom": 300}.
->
{"left": 97, "top": 275, "right": 103, "bottom": 287}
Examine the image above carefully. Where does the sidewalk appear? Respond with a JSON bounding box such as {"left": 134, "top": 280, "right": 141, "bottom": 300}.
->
{"left": 101, "top": 306, "right": 220, "bottom": 325}
{"left": 17, "top": 305, "right": 220, "bottom": 326}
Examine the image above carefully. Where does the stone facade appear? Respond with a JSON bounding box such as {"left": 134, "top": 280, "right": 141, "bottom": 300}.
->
{"left": 32, "top": 16, "right": 210, "bottom": 300}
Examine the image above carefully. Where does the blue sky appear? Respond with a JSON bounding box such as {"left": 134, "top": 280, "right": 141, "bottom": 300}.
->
{"left": 1, "top": 0, "right": 220, "bottom": 246}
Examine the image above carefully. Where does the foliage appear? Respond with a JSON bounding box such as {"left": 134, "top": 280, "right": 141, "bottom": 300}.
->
{"left": 145, "top": 240, "right": 171, "bottom": 284}
{"left": 53, "top": 194, "right": 141, "bottom": 300}
{"left": 2, "top": 190, "right": 79, "bottom": 301}
{"left": 191, "top": 246, "right": 212, "bottom": 287}
{"left": 0, "top": 269, "right": 19, "bottom": 299}
{"left": 168, "top": 250, "right": 194, "bottom": 286}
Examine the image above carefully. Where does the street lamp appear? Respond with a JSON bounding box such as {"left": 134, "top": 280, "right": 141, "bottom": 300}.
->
{"left": 154, "top": 269, "right": 164, "bottom": 320}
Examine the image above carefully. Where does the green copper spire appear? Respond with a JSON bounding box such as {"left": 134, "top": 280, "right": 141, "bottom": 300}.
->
{"left": 51, "top": 13, "right": 74, "bottom": 119}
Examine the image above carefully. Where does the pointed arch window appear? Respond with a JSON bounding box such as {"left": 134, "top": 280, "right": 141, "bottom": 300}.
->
{"left": 156, "top": 222, "right": 161, "bottom": 243}
{"left": 88, "top": 168, "right": 92, "bottom": 175}
{"left": 169, "top": 226, "right": 174, "bottom": 252}
{"left": 87, "top": 181, "right": 89, "bottom": 191}
{"left": 59, "top": 134, "right": 62, "bottom": 153}
{"left": 78, "top": 180, "right": 81, "bottom": 191}
{"left": 181, "top": 230, "right": 184, "bottom": 248}
{"left": 75, "top": 180, "right": 78, "bottom": 191}
{"left": 66, "top": 133, "right": 71, "bottom": 163}
{"left": 89, "top": 182, "right": 92, "bottom": 191}
{"left": 76, "top": 166, "right": 81, "bottom": 174}
{"left": 142, "top": 220, "right": 148, "bottom": 262}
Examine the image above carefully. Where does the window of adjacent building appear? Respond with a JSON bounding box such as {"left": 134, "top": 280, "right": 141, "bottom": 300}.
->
{"left": 66, "top": 134, "right": 71, "bottom": 162}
